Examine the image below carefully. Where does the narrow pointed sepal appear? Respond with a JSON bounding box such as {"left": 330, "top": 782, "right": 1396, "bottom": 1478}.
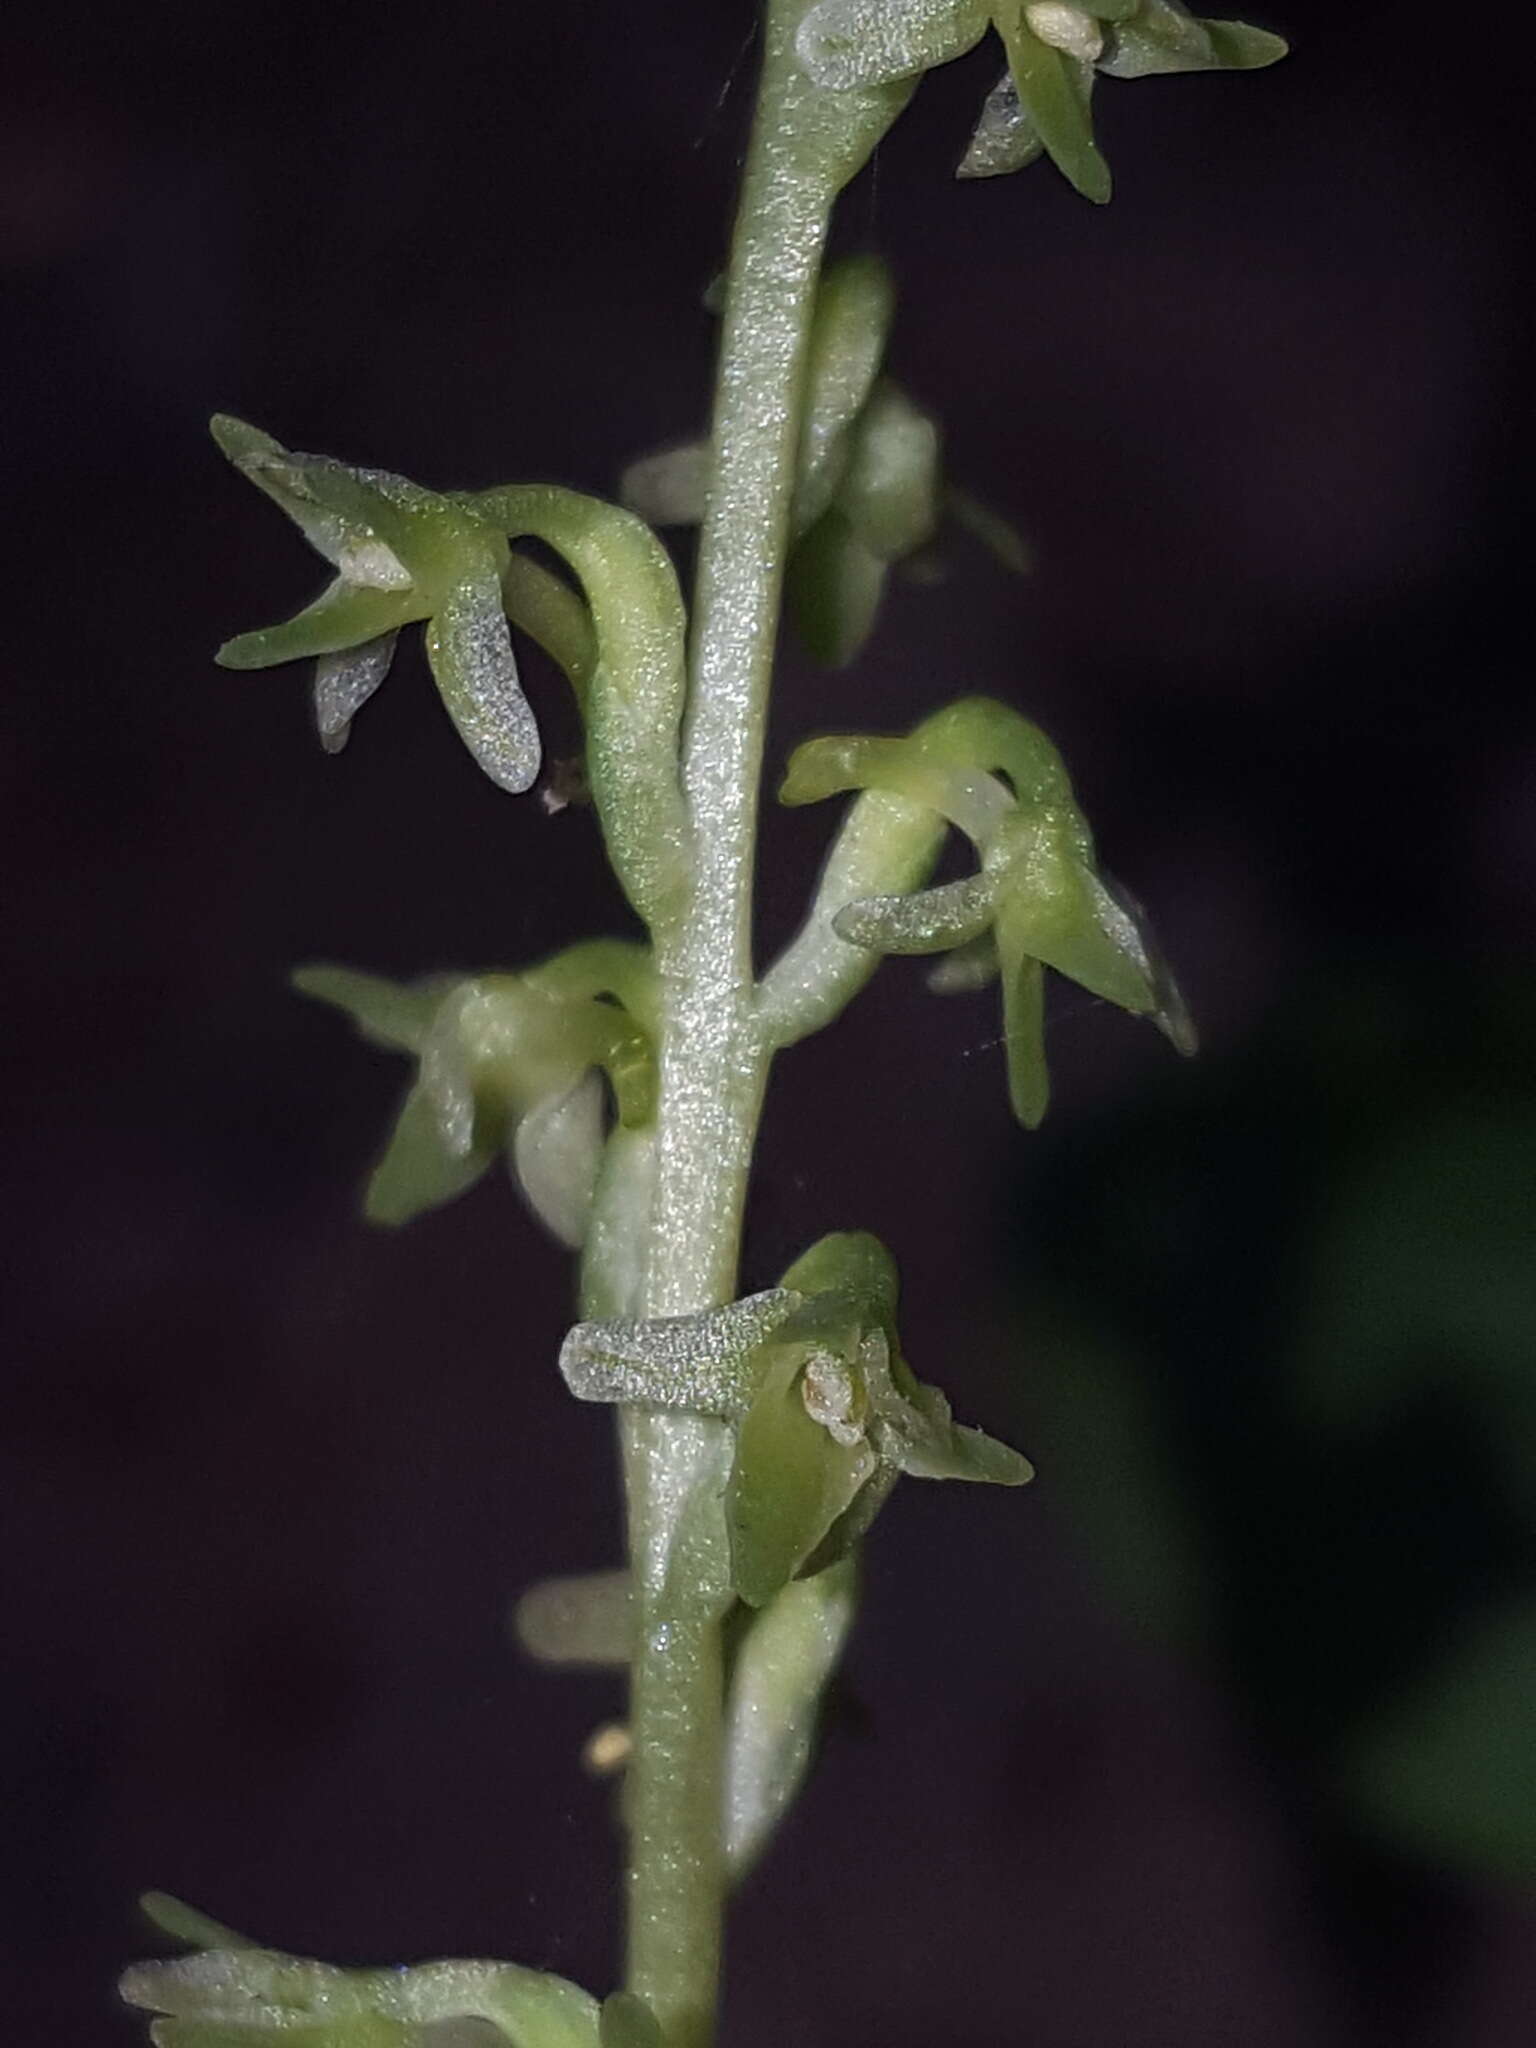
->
{"left": 291, "top": 964, "right": 445, "bottom": 1053}
{"left": 424, "top": 569, "right": 542, "bottom": 794}
{"left": 216, "top": 578, "right": 422, "bottom": 671}
{"left": 1099, "top": 0, "right": 1285, "bottom": 76}
{"left": 365, "top": 1082, "right": 494, "bottom": 1227}
{"left": 998, "top": 12, "right": 1110, "bottom": 202}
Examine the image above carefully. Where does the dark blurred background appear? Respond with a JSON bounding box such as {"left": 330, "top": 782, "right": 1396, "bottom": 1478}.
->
{"left": 3, "top": 2, "right": 1532, "bottom": 2041}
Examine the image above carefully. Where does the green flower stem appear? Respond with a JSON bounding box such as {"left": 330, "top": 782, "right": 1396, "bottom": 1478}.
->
{"left": 611, "top": 9, "right": 910, "bottom": 2043}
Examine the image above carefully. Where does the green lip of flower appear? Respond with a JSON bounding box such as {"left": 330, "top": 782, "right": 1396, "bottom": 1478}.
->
{"left": 560, "top": 1230, "right": 1031, "bottom": 1608}
{"left": 779, "top": 697, "right": 1196, "bottom": 1126}
{"left": 794, "top": 0, "right": 1287, "bottom": 203}
{"left": 210, "top": 414, "right": 542, "bottom": 794}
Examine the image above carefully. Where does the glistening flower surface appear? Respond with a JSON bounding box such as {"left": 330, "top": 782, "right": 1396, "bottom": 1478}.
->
{"left": 560, "top": 1231, "right": 1032, "bottom": 1607}
{"left": 796, "top": 0, "right": 1287, "bottom": 200}
{"left": 212, "top": 416, "right": 542, "bottom": 791}
{"left": 780, "top": 696, "right": 1196, "bottom": 1124}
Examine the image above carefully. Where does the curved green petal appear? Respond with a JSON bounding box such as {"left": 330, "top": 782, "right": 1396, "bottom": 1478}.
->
{"left": 139, "top": 1894, "right": 255, "bottom": 1953}
{"left": 423, "top": 569, "right": 542, "bottom": 795}
{"left": 997, "top": 12, "right": 1110, "bottom": 203}
{"left": 927, "top": 930, "right": 1001, "bottom": 992}
{"left": 313, "top": 630, "right": 398, "bottom": 753}
{"left": 216, "top": 577, "right": 423, "bottom": 671}
{"left": 832, "top": 870, "right": 995, "bottom": 954}
{"left": 727, "top": 1346, "right": 877, "bottom": 1608}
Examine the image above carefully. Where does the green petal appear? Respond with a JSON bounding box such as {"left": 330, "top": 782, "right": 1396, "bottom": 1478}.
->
{"left": 216, "top": 577, "right": 423, "bottom": 670}
{"left": 1201, "top": 17, "right": 1286, "bottom": 67}
{"left": 365, "top": 1082, "right": 494, "bottom": 1227}
{"left": 727, "top": 1347, "right": 877, "bottom": 1608}
{"left": 292, "top": 963, "right": 444, "bottom": 1053}
{"left": 785, "top": 506, "right": 889, "bottom": 668}
{"left": 779, "top": 1229, "right": 899, "bottom": 1325}
{"left": 836, "top": 380, "right": 940, "bottom": 562}
{"left": 998, "top": 12, "right": 1110, "bottom": 203}
{"left": 139, "top": 1895, "right": 255, "bottom": 1953}
{"left": 832, "top": 871, "right": 995, "bottom": 955}
{"left": 795, "top": 0, "right": 988, "bottom": 91}
{"left": 996, "top": 912, "right": 1049, "bottom": 1127}
{"left": 958, "top": 67, "right": 1046, "bottom": 179}
{"left": 313, "top": 631, "right": 398, "bottom": 753}
{"left": 211, "top": 414, "right": 373, "bottom": 574}
{"left": 997, "top": 818, "right": 1156, "bottom": 1014}
{"left": 889, "top": 1382, "right": 1034, "bottom": 1483}
{"left": 423, "top": 570, "right": 542, "bottom": 794}
{"left": 1099, "top": 0, "right": 1284, "bottom": 76}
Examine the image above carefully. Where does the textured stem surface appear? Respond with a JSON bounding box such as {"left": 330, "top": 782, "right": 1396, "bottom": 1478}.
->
{"left": 614, "top": 7, "right": 908, "bottom": 2043}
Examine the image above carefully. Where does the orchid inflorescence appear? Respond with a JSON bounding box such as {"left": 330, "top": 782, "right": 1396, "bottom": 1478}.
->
{"left": 128, "top": 3, "right": 1286, "bottom": 2038}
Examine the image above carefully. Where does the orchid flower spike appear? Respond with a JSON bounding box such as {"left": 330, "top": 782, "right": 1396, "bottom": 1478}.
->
{"left": 211, "top": 415, "right": 541, "bottom": 792}
{"left": 780, "top": 696, "right": 1196, "bottom": 1127}
{"left": 295, "top": 941, "right": 658, "bottom": 1247}
{"left": 795, "top": 0, "right": 1287, "bottom": 202}
{"left": 561, "top": 1231, "right": 1031, "bottom": 1607}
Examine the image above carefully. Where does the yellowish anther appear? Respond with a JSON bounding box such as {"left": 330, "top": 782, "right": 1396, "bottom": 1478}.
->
{"left": 1023, "top": 1, "right": 1104, "bottom": 61}
{"left": 583, "top": 1723, "right": 633, "bottom": 1776}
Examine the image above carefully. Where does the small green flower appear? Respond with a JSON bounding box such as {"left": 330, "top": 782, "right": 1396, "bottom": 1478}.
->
{"left": 560, "top": 1230, "right": 1031, "bottom": 1607}
{"left": 795, "top": 0, "right": 1287, "bottom": 202}
{"left": 779, "top": 696, "right": 1195, "bottom": 1125}
{"left": 622, "top": 256, "right": 1022, "bottom": 669}
{"left": 296, "top": 941, "right": 658, "bottom": 1244}
{"left": 211, "top": 415, "right": 541, "bottom": 792}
